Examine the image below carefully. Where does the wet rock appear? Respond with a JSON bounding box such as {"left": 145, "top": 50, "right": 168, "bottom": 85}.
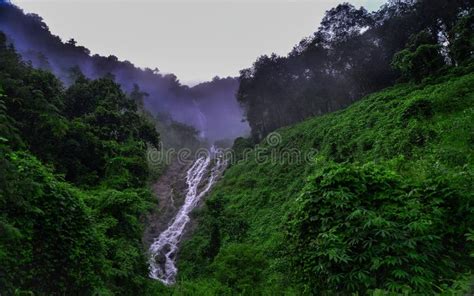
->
{"left": 155, "top": 252, "right": 167, "bottom": 266}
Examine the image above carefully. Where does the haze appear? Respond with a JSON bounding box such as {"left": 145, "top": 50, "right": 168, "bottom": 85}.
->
{"left": 13, "top": 0, "right": 385, "bottom": 85}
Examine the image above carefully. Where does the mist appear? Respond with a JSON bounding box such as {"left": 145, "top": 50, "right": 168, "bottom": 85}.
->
{"left": 0, "top": 1, "right": 250, "bottom": 144}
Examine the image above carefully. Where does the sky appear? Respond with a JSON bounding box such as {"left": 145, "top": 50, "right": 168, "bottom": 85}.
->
{"left": 13, "top": 0, "right": 386, "bottom": 86}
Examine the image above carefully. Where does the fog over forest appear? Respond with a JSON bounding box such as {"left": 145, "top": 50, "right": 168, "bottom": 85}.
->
{"left": 0, "top": 0, "right": 473, "bottom": 294}
{"left": 0, "top": 1, "right": 250, "bottom": 144}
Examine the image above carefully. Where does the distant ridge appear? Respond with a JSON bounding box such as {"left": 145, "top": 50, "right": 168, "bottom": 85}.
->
{"left": 0, "top": 1, "right": 249, "bottom": 142}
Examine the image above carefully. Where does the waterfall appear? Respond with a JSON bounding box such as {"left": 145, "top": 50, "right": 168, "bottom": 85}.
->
{"left": 148, "top": 148, "right": 225, "bottom": 285}
{"left": 193, "top": 99, "right": 208, "bottom": 139}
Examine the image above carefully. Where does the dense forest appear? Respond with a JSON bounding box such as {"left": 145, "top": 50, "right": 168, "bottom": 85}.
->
{"left": 238, "top": 0, "right": 473, "bottom": 140}
{"left": 0, "top": 1, "right": 249, "bottom": 143}
{"left": 0, "top": 29, "right": 166, "bottom": 294}
{"left": 0, "top": 0, "right": 473, "bottom": 294}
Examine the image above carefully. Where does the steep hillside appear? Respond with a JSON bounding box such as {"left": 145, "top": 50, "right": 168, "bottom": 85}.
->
{"left": 172, "top": 66, "right": 474, "bottom": 295}
{"left": 0, "top": 31, "right": 163, "bottom": 295}
{"left": 237, "top": 1, "right": 472, "bottom": 141}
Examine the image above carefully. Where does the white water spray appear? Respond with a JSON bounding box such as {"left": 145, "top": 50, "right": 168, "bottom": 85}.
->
{"left": 193, "top": 99, "right": 208, "bottom": 139}
{"left": 148, "top": 148, "right": 225, "bottom": 285}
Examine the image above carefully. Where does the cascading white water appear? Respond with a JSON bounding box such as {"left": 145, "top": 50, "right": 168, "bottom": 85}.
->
{"left": 148, "top": 148, "right": 225, "bottom": 285}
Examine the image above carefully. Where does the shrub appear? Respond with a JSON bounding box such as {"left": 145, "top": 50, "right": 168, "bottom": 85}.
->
{"left": 285, "top": 162, "right": 473, "bottom": 294}
{"left": 401, "top": 99, "right": 433, "bottom": 123}
{"left": 0, "top": 152, "right": 104, "bottom": 294}
{"left": 211, "top": 243, "right": 267, "bottom": 294}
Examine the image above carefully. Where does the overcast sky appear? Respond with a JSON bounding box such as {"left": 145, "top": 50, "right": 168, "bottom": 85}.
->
{"left": 13, "top": 0, "right": 385, "bottom": 85}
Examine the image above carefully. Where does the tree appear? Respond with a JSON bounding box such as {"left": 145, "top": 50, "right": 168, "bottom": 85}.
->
{"left": 450, "top": 10, "right": 474, "bottom": 65}
{"left": 0, "top": 28, "right": 161, "bottom": 294}
{"left": 318, "top": 3, "right": 373, "bottom": 45}
{"left": 130, "top": 83, "right": 148, "bottom": 109}
{"left": 392, "top": 30, "right": 446, "bottom": 81}
{"left": 237, "top": 1, "right": 472, "bottom": 140}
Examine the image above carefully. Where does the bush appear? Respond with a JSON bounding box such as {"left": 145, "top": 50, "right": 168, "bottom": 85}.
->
{"left": 210, "top": 243, "right": 267, "bottom": 294}
{"left": 0, "top": 152, "right": 104, "bottom": 294}
{"left": 401, "top": 99, "right": 433, "bottom": 123}
{"left": 232, "top": 137, "right": 254, "bottom": 163}
{"left": 286, "top": 162, "right": 473, "bottom": 294}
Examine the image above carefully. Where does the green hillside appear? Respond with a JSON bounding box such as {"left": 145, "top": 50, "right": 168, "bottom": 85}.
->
{"left": 172, "top": 67, "right": 474, "bottom": 295}
{"left": 0, "top": 32, "right": 161, "bottom": 295}
{"left": 1, "top": 1, "right": 473, "bottom": 294}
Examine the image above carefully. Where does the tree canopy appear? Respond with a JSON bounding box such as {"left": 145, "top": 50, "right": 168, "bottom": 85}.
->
{"left": 238, "top": 0, "right": 473, "bottom": 141}
{"left": 0, "top": 31, "right": 162, "bottom": 294}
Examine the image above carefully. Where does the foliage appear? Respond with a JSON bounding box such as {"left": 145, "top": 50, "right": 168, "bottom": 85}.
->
{"left": 154, "top": 112, "right": 203, "bottom": 151}
{"left": 0, "top": 3, "right": 248, "bottom": 143}
{"left": 450, "top": 10, "right": 474, "bottom": 65}
{"left": 210, "top": 243, "right": 267, "bottom": 294}
{"left": 231, "top": 136, "right": 254, "bottom": 163}
{"left": 0, "top": 151, "right": 103, "bottom": 294}
{"left": 238, "top": 1, "right": 472, "bottom": 140}
{"left": 178, "top": 69, "right": 474, "bottom": 294}
{"left": 0, "top": 0, "right": 473, "bottom": 294}
{"left": 392, "top": 31, "right": 445, "bottom": 81}
{"left": 286, "top": 162, "right": 472, "bottom": 294}
{"left": 0, "top": 32, "right": 160, "bottom": 294}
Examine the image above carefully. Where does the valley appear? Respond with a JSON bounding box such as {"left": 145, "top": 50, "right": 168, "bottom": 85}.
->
{"left": 0, "top": 0, "right": 473, "bottom": 295}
